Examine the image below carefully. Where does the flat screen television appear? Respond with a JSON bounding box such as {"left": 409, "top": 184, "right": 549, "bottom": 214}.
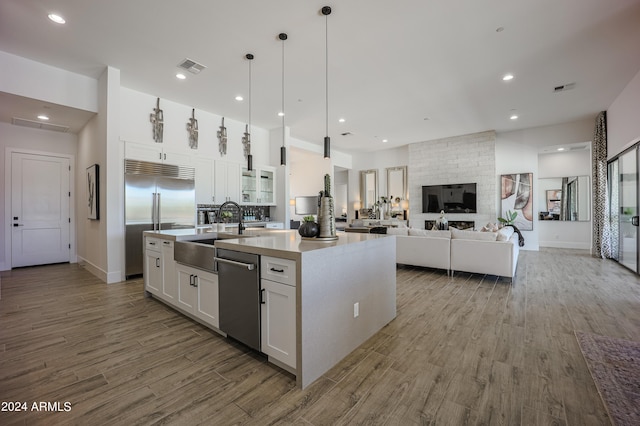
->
{"left": 295, "top": 196, "right": 319, "bottom": 215}
{"left": 422, "top": 183, "right": 477, "bottom": 213}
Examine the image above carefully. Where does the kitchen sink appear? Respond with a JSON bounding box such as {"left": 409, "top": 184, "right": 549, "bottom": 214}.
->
{"left": 174, "top": 239, "right": 218, "bottom": 272}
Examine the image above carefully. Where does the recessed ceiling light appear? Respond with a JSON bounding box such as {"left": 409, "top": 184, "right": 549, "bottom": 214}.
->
{"left": 338, "top": 118, "right": 345, "bottom": 123}
{"left": 176, "top": 73, "right": 186, "bottom": 80}
{"left": 382, "top": 139, "right": 388, "bottom": 143}
{"left": 235, "top": 95, "right": 243, "bottom": 101}
{"left": 510, "top": 114, "right": 518, "bottom": 120}
{"left": 277, "top": 112, "right": 285, "bottom": 117}
{"left": 48, "top": 14, "right": 66, "bottom": 24}
{"left": 502, "top": 74, "right": 514, "bottom": 81}
{"left": 37, "top": 115, "right": 49, "bottom": 120}
{"left": 496, "top": 27, "right": 504, "bottom": 32}
{"left": 557, "top": 147, "right": 565, "bottom": 151}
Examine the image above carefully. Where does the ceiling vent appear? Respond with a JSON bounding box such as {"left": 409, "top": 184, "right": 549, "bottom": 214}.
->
{"left": 12, "top": 117, "right": 69, "bottom": 133}
{"left": 553, "top": 82, "right": 576, "bottom": 93}
{"left": 340, "top": 131, "right": 353, "bottom": 136}
{"left": 177, "top": 58, "right": 207, "bottom": 74}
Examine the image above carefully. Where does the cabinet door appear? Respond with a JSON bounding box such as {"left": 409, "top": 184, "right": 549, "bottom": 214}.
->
{"left": 195, "top": 271, "right": 219, "bottom": 328}
{"left": 241, "top": 168, "right": 258, "bottom": 204}
{"left": 226, "top": 162, "right": 241, "bottom": 203}
{"left": 259, "top": 167, "right": 276, "bottom": 205}
{"left": 161, "top": 240, "right": 177, "bottom": 301}
{"left": 144, "top": 250, "right": 162, "bottom": 295}
{"left": 126, "top": 141, "right": 163, "bottom": 163}
{"left": 261, "top": 279, "right": 296, "bottom": 369}
{"left": 194, "top": 157, "right": 215, "bottom": 204}
{"left": 176, "top": 264, "right": 197, "bottom": 313}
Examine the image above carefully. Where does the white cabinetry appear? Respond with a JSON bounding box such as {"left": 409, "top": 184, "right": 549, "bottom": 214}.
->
{"left": 144, "top": 237, "right": 177, "bottom": 301}
{"left": 241, "top": 166, "right": 276, "bottom": 205}
{"left": 214, "top": 160, "right": 241, "bottom": 203}
{"left": 260, "top": 256, "right": 296, "bottom": 369}
{"left": 125, "top": 141, "right": 191, "bottom": 166}
{"left": 176, "top": 263, "right": 219, "bottom": 328}
{"left": 144, "top": 238, "right": 162, "bottom": 296}
{"left": 193, "top": 157, "right": 215, "bottom": 204}
{"left": 160, "top": 240, "right": 177, "bottom": 301}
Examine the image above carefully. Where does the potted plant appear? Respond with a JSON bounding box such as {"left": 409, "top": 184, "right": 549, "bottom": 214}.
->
{"left": 220, "top": 211, "right": 233, "bottom": 223}
{"left": 498, "top": 210, "right": 525, "bottom": 247}
{"left": 298, "top": 215, "right": 319, "bottom": 238}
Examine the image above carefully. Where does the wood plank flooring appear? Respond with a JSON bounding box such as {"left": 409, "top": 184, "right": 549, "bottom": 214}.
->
{"left": 1, "top": 248, "right": 639, "bottom": 425}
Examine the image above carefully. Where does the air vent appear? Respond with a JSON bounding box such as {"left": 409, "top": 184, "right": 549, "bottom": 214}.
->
{"left": 177, "top": 58, "right": 207, "bottom": 74}
{"left": 340, "top": 132, "right": 353, "bottom": 136}
{"left": 553, "top": 82, "right": 576, "bottom": 93}
{"left": 12, "top": 117, "right": 69, "bottom": 133}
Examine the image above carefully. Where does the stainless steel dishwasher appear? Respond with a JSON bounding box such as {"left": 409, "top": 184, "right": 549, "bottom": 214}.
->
{"left": 215, "top": 248, "right": 261, "bottom": 351}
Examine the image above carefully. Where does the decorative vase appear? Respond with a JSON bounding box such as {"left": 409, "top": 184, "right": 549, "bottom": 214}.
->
{"left": 318, "top": 196, "right": 336, "bottom": 238}
{"left": 435, "top": 210, "right": 448, "bottom": 230}
{"left": 298, "top": 221, "right": 319, "bottom": 238}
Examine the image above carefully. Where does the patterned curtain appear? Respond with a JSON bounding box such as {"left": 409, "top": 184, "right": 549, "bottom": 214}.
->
{"left": 560, "top": 177, "right": 569, "bottom": 220}
{"left": 592, "top": 111, "right": 613, "bottom": 258}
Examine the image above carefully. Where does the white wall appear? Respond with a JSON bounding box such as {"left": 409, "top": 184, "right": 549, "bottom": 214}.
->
{"left": 0, "top": 50, "right": 97, "bottom": 113}
{"left": 0, "top": 122, "right": 78, "bottom": 270}
{"left": 608, "top": 68, "right": 640, "bottom": 158}
{"left": 496, "top": 119, "right": 594, "bottom": 251}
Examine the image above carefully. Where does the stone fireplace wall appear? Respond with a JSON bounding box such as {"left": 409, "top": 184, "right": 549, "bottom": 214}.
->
{"left": 408, "top": 131, "right": 496, "bottom": 229}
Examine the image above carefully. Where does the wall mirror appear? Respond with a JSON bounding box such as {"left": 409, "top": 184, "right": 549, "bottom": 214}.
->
{"left": 386, "top": 166, "right": 407, "bottom": 200}
{"left": 538, "top": 176, "right": 591, "bottom": 221}
{"left": 360, "top": 169, "right": 378, "bottom": 209}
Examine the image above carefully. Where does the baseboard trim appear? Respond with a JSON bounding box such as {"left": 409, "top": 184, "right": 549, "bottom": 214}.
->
{"left": 539, "top": 241, "right": 591, "bottom": 250}
{"left": 77, "top": 256, "right": 108, "bottom": 283}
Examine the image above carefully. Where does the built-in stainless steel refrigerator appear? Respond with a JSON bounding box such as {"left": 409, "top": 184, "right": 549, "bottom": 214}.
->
{"left": 125, "top": 159, "right": 195, "bottom": 278}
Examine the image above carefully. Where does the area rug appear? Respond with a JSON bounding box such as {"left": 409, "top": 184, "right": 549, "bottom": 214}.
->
{"left": 575, "top": 331, "right": 640, "bottom": 426}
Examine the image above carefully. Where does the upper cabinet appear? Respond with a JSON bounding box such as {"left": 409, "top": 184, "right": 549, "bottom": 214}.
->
{"left": 214, "top": 160, "right": 241, "bottom": 204}
{"left": 124, "top": 141, "right": 192, "bottom": 166}
{"left": 241, "top": 166, "right": 276, "bottom": 205}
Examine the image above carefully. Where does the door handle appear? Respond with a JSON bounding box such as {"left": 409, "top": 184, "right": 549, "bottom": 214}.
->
{"left": 214, "top": 257, "right": 255, "bottom": 270}
{"left": 260, "top": 288, "right": 266, "bottom": 304}
{"left": 270, "top": 267, "right": 284, "bottom": 273}
{"left": 155, "top": 257, "right": 160, "bottom": 268}
{"left": 13, "top": 223, "right": 24, "bottom": 227}
{"left": 632, "top": 216, "right": 639, "bottom": 226}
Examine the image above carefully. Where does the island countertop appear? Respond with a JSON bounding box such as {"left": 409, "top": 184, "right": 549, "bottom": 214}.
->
{"left": 144, "top": 228, "right": 388, "bottom": 261}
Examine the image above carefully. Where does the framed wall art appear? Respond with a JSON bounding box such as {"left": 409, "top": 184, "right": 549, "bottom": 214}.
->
{"left": 500, "top": 173, "right": 533, "bottom": 230}
{"left": 87, "top": 164, "right": 99, "bottom": 220}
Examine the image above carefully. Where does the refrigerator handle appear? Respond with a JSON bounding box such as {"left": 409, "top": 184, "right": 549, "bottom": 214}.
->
{"left": 151, "top": 193, "right": 157, "bottom": 230}
{"left": 157, "top": 193, "right": 162, "bottom": 230}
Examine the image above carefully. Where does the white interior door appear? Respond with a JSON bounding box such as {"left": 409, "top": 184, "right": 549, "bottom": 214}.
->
{"left": 11, "top": 152, "right": 71, "bottom": 267}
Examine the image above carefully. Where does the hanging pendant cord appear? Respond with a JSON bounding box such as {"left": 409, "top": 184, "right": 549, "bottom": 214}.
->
{"left": 282, "top": 38, "right": 285, "bottom": 147}
{"left": 249, "top": 58, "right": 252, "bottom": 132}
{"left": 325, "top": 13, "right": 329, "bottom": 138}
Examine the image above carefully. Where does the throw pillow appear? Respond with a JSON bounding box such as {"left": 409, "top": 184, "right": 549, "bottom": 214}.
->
{"left": 387, "top": 227, "right": 409, "bottom": 236}
{"left": 480, "top": 222, "right": 499, "bottom": 232}
{"left": 408, "top": 228, "right": 451, "bottom": 238}
{"left": 450, "top": 227, "right": 498, "bottom": 241}
{"left": 496, "top": 227, "right": 515, "bottom": 241}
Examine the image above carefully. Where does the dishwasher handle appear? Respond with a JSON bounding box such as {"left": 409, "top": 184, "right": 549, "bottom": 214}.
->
{"left": 214, "top": 257, "right": 255, "bottom": 271}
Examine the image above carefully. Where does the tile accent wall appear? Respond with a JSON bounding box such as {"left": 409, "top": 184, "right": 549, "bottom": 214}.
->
{"left": 408, "top": 131, "right": 497, "bottom": 229}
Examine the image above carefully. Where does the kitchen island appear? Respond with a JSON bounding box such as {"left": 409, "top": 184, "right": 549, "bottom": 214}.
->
{"left": 143, "top": 228, "right": 396, "bottom": 389}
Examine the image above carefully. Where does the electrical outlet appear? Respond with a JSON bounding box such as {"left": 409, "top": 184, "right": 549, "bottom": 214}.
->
{"left": 354, "top": 302, "right": 359, "bottom": 318}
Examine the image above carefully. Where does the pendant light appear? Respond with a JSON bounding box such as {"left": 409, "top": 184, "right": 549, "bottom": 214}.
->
{"left": 279, "top": 33, "right": 288, "bottom": 166}
{"left": 243, "top": 53, "right": 254, "bottom": 171}
{"left": 322, "top": 6, "right": 332, "bottom": 159}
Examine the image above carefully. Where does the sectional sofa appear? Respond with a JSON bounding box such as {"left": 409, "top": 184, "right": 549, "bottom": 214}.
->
{"left": 389, "top": 226, "right": 520, "bottom": 281}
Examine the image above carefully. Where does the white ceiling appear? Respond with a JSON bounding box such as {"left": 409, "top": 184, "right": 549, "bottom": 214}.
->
{"left": 1, "top": 0, "right": 640, "bottom": 153}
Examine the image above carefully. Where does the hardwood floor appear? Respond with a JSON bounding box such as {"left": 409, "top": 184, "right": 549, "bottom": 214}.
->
{"left": 1, "top": 248, "right": 639, "bottom": 425}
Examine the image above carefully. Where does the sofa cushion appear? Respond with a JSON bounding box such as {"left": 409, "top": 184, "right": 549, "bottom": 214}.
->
{"left": 450, "top": 227, "right": 497, "bottom": 241}
{"left": 408, "top": 228, "right": 451, "bottom": 238}
{"left": 387, "top": 227, "right": 409, "bottom": 236}
{"left": 496, "top": 227, "right": 515, "bottom": 241}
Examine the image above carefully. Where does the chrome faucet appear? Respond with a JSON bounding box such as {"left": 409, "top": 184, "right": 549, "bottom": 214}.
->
{"left": 218, "top": 201, "right": 245, "bottom": 235}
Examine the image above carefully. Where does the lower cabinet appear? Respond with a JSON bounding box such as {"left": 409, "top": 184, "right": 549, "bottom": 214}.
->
{"left": 144, "top": 248, "right": 162, "bottom": 296}
{"left": 176, "top": 263, "right": 219, "bottom": 328}
{"left": 160, "top": 240, "right": 177, "bottom": 302}
{"left": 260, "top": 277, "right": 296, "bottom": 369}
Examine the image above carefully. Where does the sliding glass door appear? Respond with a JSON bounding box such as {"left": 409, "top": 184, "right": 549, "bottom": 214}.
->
{"left": 611, "top": 146, "right": 639, "bottom": 273}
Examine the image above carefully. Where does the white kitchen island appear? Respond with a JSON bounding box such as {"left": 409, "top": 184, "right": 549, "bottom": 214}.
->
{"left": 144, "top": 228, "right": 396, "bottom": 389}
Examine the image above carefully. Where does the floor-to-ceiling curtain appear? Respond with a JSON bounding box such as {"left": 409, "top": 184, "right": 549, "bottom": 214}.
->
{"left": 592, "top": 111, "right": 613, "bottom": 258}
{"left": 560, "top": 177, "right": 569, "bottom": 220}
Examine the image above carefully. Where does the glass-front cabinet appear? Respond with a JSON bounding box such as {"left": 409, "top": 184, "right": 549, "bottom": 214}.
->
{"left": 241, "top": 166, "right": 276, "bottom": 205}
